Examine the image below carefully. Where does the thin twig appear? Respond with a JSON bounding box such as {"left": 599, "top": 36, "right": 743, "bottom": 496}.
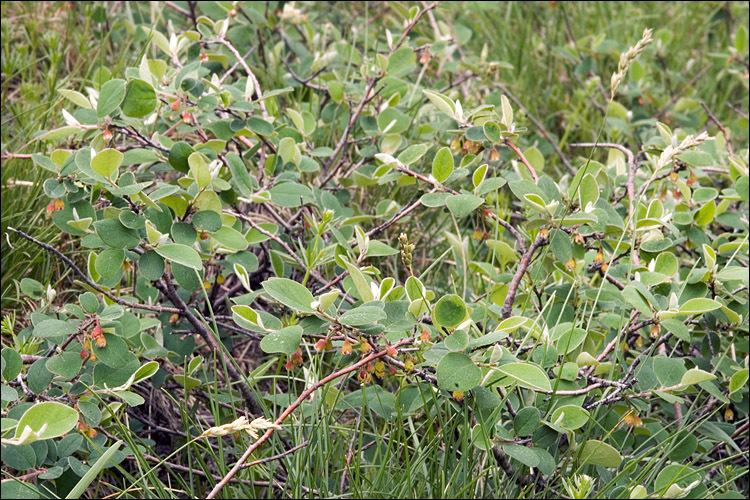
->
{"left": 503, "top": 138, "right": 539, "bottom": 183}
{"left": 501, "top": 234, "right": 549, "bottom": 319}
{"left": 701, "top": 101, "right": 734, "bottom": 158}
{"left": 7, "top": 227, "right": 179, "bottom": 314}
{"left": 240, "top": 440, "right": 310, "bottom": 469}
{"left": 206, "top": 337, "right": 414, "bottom": 498}
{"left": 495, "top": 83, "right": 575, "bottom": 175}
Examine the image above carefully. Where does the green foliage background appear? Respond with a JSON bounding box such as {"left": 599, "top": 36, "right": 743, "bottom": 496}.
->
{"left": 1, "top": 2, "right": 748, "bottom": 498}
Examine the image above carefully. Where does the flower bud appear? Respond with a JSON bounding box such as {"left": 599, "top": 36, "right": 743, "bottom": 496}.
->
{"left": 91, "top": 322, "right": 102, "bottom": 339}
{"left": 404, "top": 359, "right": 414, "bottom": 372}
{"left": 650, "top": 323, "right": 660, "bottom": 338}
{"left": 490, "top": 148, "right": 500, "bottom": 162}
{"left": 80, "top": 349, "right": 88, "bottom": 359}
{"left": 95, "top": 335, "right": 107, "bottom": 348}
{"left": 386, "top": 344, "right": 397, "bottom": 356}
{"left": 452, "top": 390, "right": 464, "bottom": 401}
{"left": 170, "top": 100, "right": 180, "bottom": 111}
{"left": 102, "top": 129, "right": 113, "bottom": 142}
{"left": 314, "top": 339, "right": 327, "bottom": 352}
{"left": 200, "top": 52, "right": 209, "bottom": 62}
{"left": 341, "top": 341, "right": 352, "bottom": 355}
{"left": 420, "top": 329, "right": 431, "bottom": 343}
{"left": 565, "top": 257, "right": 577, "bottom": 271}
{"left": 473, "top": 229, "right": 483, "bottom": 241}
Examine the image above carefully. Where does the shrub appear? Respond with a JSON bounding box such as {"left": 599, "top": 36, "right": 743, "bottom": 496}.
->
{"left": 2, "top": 2, "right": 748, "bottom": 498}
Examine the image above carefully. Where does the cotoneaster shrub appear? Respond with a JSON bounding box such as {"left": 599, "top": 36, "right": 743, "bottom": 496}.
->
{"left": 1, "top": 2, "right": 748, "bottom": 498}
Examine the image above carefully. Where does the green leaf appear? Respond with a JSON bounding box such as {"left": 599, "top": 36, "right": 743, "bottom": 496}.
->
{"left": 549, "top": 405, "right": 590, "bottom": 430}
{"left": 387, "top": 47, "right": 415, "bottom": 74}
{"left": 262, "top": 278, "right": 315, "bottom": 314}
{"left": 678, "top": 297, "right": 721, "bottom": 315}
{"left": 260, "top": 326, "right": 303, "bottom": 356}
{"left": 397, "top": 144, "right": 427, "bottom": 166}
{"left": 502, "top": 444, "right": 540, "bottom": 468}
{"left": 168, "top": 142, "right": 195, "bottom": 173}
{"left": 91, "top": 148, "right": 123, "bottom": 178}
{"left": 444, "top": 330, "right": 469, "bottom": 351}
{"left": 14, "top": 402, "right": 79, "bottom": 444}
{"left": 33, "top": 319, "right": 78, "bottom": 338}
{"left": 495, "top": 362, "right": 551, "bottom": 392}
{"left": 58, "top": 89, "right": 92, "bottom": 109}
{"left": 432, "top": 147, "right": 454, "bottom": 183}
{"left": 579, "top": 173, "right": 599, "bottom": 208}
{"left": 433, "top": 294, "right": 468, "bottom": 329}
{"left": 446, "top": 194, "right": 484, "bottom": 218}
{"left": 46, "top": 352, "right": 82, "bottom": 379}
{"left": 339, "top": 305, "right": 387, "bottom": 326}
{"left": 729, "top": 369, "right": 749, "bottom": 394}
{"left": 212, "top": 226, "right": 249, "bottom": 251}
{"left": 513, "top": 407, "right": 540, "bottom": 436}
{"left": 97, "top": 79, "right": 126, "bottom": 118}
{"left": 246, "top": 117, "right": 274, "bottom": 136}
{"left": 436, "top": 352, "right": 482, "bottom": 392}
{"left": 483, "top": 121, "right": 501, "bottom": 143}
{"left": 343, "top": 261, "right": 374, "bottom": 302}
{"left": 578, "top": 440, "right": 622, "bottom": 467}
{"left": 679, "top": 368, "right": 716, "bottom": 387}
{"left": 269, "top": 182, "right": 314, "bottom": 207}
{"left": 1, "top": 348, "right": 22, "bottom": 382}
{"left": 94, "top": 248, "right": 125, "bottom": 280}
{"left": 93, "top": 219, "right": 140, "bottom": 249}
{"left": 121, "top": 79, "right": 157, "bottom": 117}
{"left": 138, "top": 250, "right": 165, "bottom": 281}
{"left": 154, "top": 244, "right": 203, "bottom": 271}
{"left": 423, "top": 89, "right": 455, "bottom": 119}
{"left": 188, "top": 152, "right": 211, "bottom": 189}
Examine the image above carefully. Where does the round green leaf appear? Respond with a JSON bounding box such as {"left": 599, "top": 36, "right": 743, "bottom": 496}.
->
{"left": 549, "top": 405, "right": 590, "bottom": 430}
{"left": 154, "top": 244, "right": 203, "bottom": 271}
{"left": 138, "top": 250, "right": 165, "bottom": 281}
{"left": 192, "top": 211, "right": 222, "bottom": 232}
{"left": 260, "top": 325, "right": 303, "bottom": 356}
{"left": 514, "top": 407, "right": 541, "bottom": 436}
{"left": 262, "top": 277, "right": 315, "bottom": 314}
{"left": 495, "top": 362, "right": 551, "bottom": 392}
{"left": 437, "top": 352, "right": 482, "bottom": 392}
{"left": 578, "top": 439, "right": 623, "bottom": 467}
{"left": 121, "top": 79, "right": 157, "bottom": 118}
{"left": 97, "top": 78, "right": 126, "bottom": 118}
{"left": 91, "top": 148, "right": 123, "bottom": 178}
{"left": 94, "top": 248, "right": 125, "bottom": 280}
{"left": 444, "top": 329, "right": 469, "bottom": 351}
{"left": 14, "top": 402, "right": 79, "bottom": 442}
{"left": 168, "top": 142, "right": 195, "bottom": 173}
{"left": 434, "top": 294, "right": 468, "bottom": 329}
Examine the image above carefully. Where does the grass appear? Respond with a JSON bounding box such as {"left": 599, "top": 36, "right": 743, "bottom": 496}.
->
{"left": 1, "top": 1, "right": 747, "bottom": 498}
